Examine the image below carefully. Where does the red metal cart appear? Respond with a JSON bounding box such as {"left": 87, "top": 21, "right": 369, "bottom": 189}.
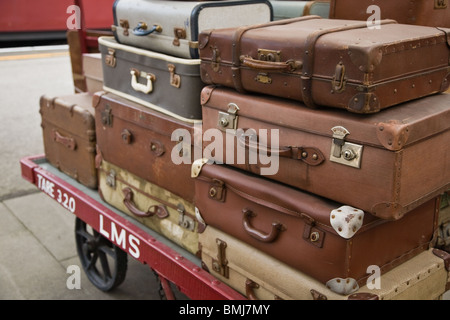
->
{"left": 20, "top": 154, "right": 245, "bottom": 300}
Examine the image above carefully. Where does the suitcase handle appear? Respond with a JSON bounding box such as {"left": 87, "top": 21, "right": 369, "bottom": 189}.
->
{"left": 237, "top": 129, "right": 324, "bottom": 166}
{"left": 122, "top": 187, "right": 169, "bottom": 219}
{"left": 132, "top": 22, "right": 162, "bottom": 36}
{"left": 242, "top": 208, "right": 284, "bottom": 243}
{"left": 241, "top": 56, "right": 302, "bottom": 73}
{"left": 130, "top": 68, "right": 156, "bottom": 94}
{"left": 52, "top": 129, "right": 76, "bottom": 151}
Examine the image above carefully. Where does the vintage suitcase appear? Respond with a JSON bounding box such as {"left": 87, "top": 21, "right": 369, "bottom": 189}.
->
{"left": 270, "top": 0, "right": 330, "bottom": 20}
{"left": 82, "top": 53, "right": 103, "bottom": 93}
{"left": 93, "top": 91, "right": 200, "bottom": 203}
{"left": 97, "top": 159, "right": 201, "bottom": 256}
{"left": 200, "top": 86, "right": 450, "bottom": 220}
{"left": 39, "top": 93, "right": 97, "bottom": 189}
{"left": 98, "top": 36, "right": 204, "bottom": 122}
{"left": 192, "top": 161, "right": 440, "bottom": 289}
{"left": 329, "top": 0, "right": 450, "bottom": 28}
{"left": 200, "top": 226, "right": 450, "bottom": 299}
{"left": 199, "top": 16, "right": 450, "bottom": 113}
{"left": 112, "top": 0, "right": 273, "bottom": 59}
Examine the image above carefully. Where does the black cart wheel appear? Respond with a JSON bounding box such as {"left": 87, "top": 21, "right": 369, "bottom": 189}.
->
{"left": 75, "top": 217, "right": 128, "bottom": 291}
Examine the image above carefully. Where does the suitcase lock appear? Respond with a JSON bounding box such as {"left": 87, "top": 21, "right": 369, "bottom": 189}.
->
{"left": 212, "top": 238, "right": 229, "bottom": 278}
{"left": 330, "top": 126, "right": 363, "bottom": 169}
{"left": 435, "top": 0, "right": 448, "bottom": 9}
{"left": 217, "top": 103, "right": 239, "bottom": 132}
{"left": 177, "top": 204, "right": 195, "bottom": 231}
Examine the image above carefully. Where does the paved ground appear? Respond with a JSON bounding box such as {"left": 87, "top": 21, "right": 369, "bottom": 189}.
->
{"left": 0, "top": 46, "right": 165, "bottom": 300}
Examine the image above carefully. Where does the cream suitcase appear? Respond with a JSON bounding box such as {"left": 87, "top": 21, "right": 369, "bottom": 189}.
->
{"left": 112, "top": 0, "right": 273, "bottom": 59}
{"left": 97, "top": 158, "right": 202, "bottom": 256}
{"left": 200, "top": 226, "right": 450, "bottom": 300}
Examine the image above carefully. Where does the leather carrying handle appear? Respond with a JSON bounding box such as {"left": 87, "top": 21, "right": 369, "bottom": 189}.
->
{"left": 245, "top": 279, "right": 260, "bottom": 300}
{"left": 52, "top": 129, "right": 76, "bottom": 150}
{"left": 132, "top": 22, "right": 162, "bottom": 36}
{"left": 122, "top": 187, "right": 169, "bottom": 219}
{"left": 242, "top": 208, "right": 284, "bottom": 243}
{"left": 240, "top": 56, "right": 302, "bottom": 72}
{"left": 130, "top": 68, "right": 156, "bottom": 94}
{"left": 236, "top": 129, "right": 325, "bottom": 166}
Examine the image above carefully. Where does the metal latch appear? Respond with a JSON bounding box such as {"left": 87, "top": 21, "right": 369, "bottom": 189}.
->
{"left": 101, "top": 104, "right": 113, "bottom": 127}
{"left": 435, "top": 0, "right": 448, "bottom": 9}
{"left": 105, "top": 48, "right": 116, "bottom": 68}
{"left": 212, "top": 238, "right": 229, "bottom": 278}
{"left": 168, "top": 64, "right": 181, "bottom": 88}
{"left": 331, "top": 62, "right": 346, "bottom": 93}
{"left": 173, "top": 27, "right": 186, "bottom": 46}
{"left": 217, "top": 103, "right": 239, "bottom": 132}
{"left": 330, "top": 126, "right": 363, "bottom": 169}
{"left": 106, "top": 169, "right": 116, "bottom": 188}
{"left": 177, "top": 204, "right": 195, "bottom": 231}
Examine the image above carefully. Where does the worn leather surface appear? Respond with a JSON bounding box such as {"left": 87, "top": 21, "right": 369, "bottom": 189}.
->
{"left": 40, "top": 93, "right": 97, "bottom": 189}
{"left": 194, "top": 163, "right": 439, "bottom": 286}
{"left": 201, "top": 86, "right": 450, "bottom": 220}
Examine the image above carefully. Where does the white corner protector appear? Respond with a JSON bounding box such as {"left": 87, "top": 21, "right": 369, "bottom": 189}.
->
{"left": 330, "top": 205, "right": 364, "bottom": 239}
{"left": 191, "top": 158, "right": 210, "bottom": 178}
{"left": 326, "top": 277, "right": 359, "bottom": 295}
{"left": 195, "top": 207, "right": 205, "bottom": 226}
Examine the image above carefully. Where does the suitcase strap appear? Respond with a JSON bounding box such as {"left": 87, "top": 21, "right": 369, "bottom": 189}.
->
{"left": 232, "top": 18, "right": 397, "bottom": 109}
{"left": 231, "top": 15, "right": 322, "bottom": 92}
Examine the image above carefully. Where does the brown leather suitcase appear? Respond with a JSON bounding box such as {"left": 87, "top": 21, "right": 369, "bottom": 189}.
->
{"left": 192, "top": 161, "right": 440, "bottom": 292}
{"left": 39, "top": 93, "right": 97, "bottom": 189}
{"left": 93, "top": 91, "right": 200, "bottom": 203}
{"left": 200, "top": 86, "right": 450, "bottom": 220}
{"left": 199, "top": 16, "right": 450, "bottom": 113}
{"left": 329, "top": 0, "right": 450, "bottom": 28}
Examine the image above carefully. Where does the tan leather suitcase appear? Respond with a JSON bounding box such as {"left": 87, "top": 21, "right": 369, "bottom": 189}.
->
{"left": 39, "top": 93, "right": 97, "bottom": 189}
{"left": 97, "top": 159, "right": 201, "bottom": 256}
{"left": 192, "top": 161, "right": 440, "bottom": 291}
{"left": 200, "top": 86, "right": 450, "bottom": 220}
{"left": 199, "top": 16, "right": 450, "bottom": 113}
{"left": 200, "top": 226, "right": 450, "bottom": 299}
{"left": 329, "top": 0, "right": 450, "bottom": 28}
{"left": 93, "top": 91, "right": 200, "bottom": 203}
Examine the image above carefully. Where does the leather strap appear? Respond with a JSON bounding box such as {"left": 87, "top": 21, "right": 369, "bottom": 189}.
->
{"left": 231, "top": 16, "right": 321, "bottom": 93}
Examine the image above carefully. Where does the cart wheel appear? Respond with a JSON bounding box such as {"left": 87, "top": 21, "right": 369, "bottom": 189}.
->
{"left": 75, "top": 218, "right": 128, "bottom": 291}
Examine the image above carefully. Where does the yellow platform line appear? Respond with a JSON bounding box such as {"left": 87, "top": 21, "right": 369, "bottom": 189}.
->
{"left": 0, "top": 51, "right": 69, "bottom": 61}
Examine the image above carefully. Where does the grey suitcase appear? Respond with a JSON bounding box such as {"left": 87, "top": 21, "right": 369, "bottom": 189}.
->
{"left": 99, "top": 36, "right": 204, "bottom": 122}
{"left": 112, "top": 0, "right": 273, "bottom": 59}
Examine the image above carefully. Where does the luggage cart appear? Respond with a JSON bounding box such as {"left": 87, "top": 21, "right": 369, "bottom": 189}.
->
{"left": 20, "top": 154, "right": 245, "bottom": 300}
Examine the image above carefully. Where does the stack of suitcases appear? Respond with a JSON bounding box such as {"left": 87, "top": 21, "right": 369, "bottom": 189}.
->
{"left": 38, "top": 0, "right": 450, "bottom": 300}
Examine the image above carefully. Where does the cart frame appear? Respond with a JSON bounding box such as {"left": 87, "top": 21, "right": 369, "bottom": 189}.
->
{"left": 20, "top": 154, "right": 245, "bottom": 300}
